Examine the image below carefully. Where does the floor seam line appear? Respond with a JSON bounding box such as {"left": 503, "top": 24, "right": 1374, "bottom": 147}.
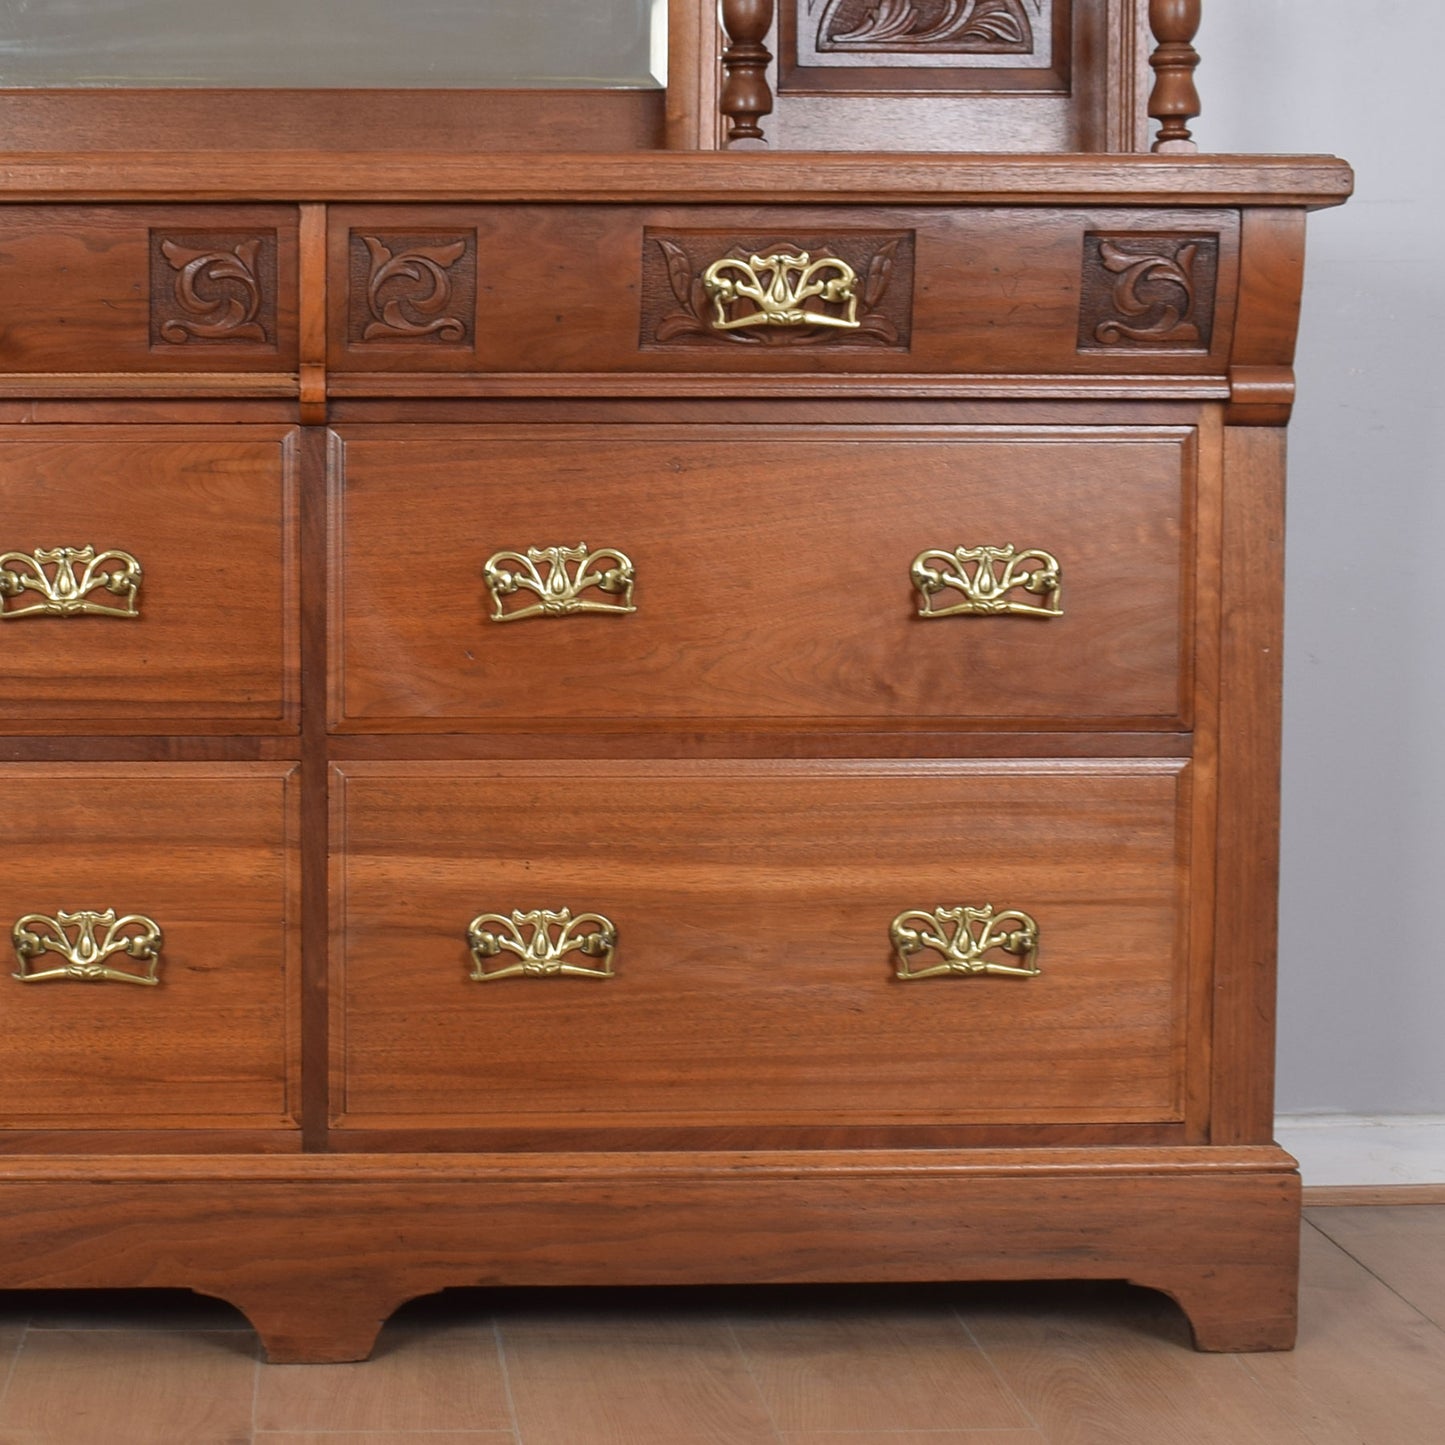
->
{"left": 1303, "top": 1215, "right": 1445, "bottom": 1335}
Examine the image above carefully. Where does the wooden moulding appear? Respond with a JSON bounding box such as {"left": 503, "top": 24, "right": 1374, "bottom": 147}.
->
{"left": 0, "top": 1146, "right": 1301, "bottom": 1362}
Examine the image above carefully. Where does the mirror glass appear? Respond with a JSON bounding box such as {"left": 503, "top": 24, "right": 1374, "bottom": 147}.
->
{"left": 0, "top": 0, "right": 665, "bottom": 88}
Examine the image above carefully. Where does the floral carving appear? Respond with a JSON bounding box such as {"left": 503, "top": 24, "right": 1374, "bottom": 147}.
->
{"left": 817, "top": 0, "right": 1038, "bottom": 52}
{"left": 151, "top": 231, "right": 276, "bottom": 347}
{"left": 1079, "top": 233, "right": 1220, "bottom": 352}
{"left": 349, "top": 232, "right": 476, "bottom": 346}
{"left": 644, "top": 231, "right": 914, "bottom": 349}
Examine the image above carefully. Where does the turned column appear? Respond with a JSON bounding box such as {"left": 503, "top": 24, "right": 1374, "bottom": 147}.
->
{"left": 720, "top": 0, "right": 775, "bottom": 147}
{"left": 1148, "top": 0, "right": 1202, "bottom": 153}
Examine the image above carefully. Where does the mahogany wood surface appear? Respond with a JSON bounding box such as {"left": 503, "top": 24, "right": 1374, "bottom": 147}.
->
{"left": 0, "top": 763, "right": 300, "bottom": 1131}
{"left": 331, "top": 759, "right": 1193, "bottom": 1133}
{"left": 0, "top": 205, "right": 299, "bottom": 373}
{"left": 0, "top": 152, "right": 1353, "bottom": 208}
{"left": 331, "top": 424, "right": 1194, "bottom": 729}
{"left": 324, "top": 203, "right": 1239, "bottom": 378}
{"left": 0, "top": 1147, "right": 1301, "bottom": 1361}
{"left": 0, "top": 425, "right": 299, "bottom": 731}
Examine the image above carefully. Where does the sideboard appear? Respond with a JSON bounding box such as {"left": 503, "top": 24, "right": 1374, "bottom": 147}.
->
{"left": 0, "top": 148, "right": 1351, "bottom": 1360}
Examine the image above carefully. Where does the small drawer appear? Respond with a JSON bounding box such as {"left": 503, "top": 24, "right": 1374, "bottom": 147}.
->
{"left": 332, "top": 759, "right": 1194, "bottom": 1133}
{"left": 0, "top": 763, "right": 300, "bottom": 1131}
{"left": 331, "top": 423, "right": 1194, "bottom": 730}
{"left": 0, "top": 425, "right": 298, "bottom": 731}
{"left": 0, "top": 205, "right": 299, "bottom": 374}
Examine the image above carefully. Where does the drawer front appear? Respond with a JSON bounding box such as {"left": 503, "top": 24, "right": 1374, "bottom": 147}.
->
{"left": 333, "top": 760, "right": 1193, "bottom": 1132}
{"left": 327, "top": 205, "right": 1239, "bottom": 377}
{"left": 0, "top": 426, "right": 298, "bottom": 730}
{"left": 0, "top": 764, "right": 300, "bottom": 1129}
{"left": 0, "top": 205, "right": 299, "bottom": 373}
{"left": 333, "top": 425, "right": 1193, "bottom": 729}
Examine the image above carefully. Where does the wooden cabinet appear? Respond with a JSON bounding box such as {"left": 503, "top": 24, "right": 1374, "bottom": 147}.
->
{"left": 0, "top": 127, "right": 1349, "bottom": 1360}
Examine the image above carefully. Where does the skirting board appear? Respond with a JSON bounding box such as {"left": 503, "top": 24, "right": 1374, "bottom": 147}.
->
{"left": 1279, "top": 1115, "right": 1445, "bottom": 1199}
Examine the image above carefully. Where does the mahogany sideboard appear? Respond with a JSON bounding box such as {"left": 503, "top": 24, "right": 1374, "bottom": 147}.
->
{"left": 0, "top": 149, "right": 1351, "bottom": 1361}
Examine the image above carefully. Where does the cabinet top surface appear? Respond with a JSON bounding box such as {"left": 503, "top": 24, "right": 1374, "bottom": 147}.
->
{"left": 0, "top": 151, "right": 1354, "bottom": 208}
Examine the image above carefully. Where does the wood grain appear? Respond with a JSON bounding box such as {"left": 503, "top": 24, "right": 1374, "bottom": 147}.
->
{"left": 331, "top": 424, "right": 1194, "bottom": 729}
{"left": 0, "top": 425, "right": 299, "bottom": 731}
{"left": 331, "top": 759, "right": 1192, "bottom": 1132}
{"left": 0, "top": 205, "right": 299, "bottom": 374}
{"left": 0, "top": 762, "right": 299, "bottom": 1131}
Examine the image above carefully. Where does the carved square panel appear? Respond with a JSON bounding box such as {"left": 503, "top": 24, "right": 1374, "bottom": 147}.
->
{"left": 641, "top": 229, "right": 915, "bottom": 351}
{"left": 150, "top": 230, "right": 278, "bottom": 349}
{"left": 347, "top": 231, "right": 477, "bottom": 347}
{"left": 1078, "top": 233, "right": 1221, "bottom": 353}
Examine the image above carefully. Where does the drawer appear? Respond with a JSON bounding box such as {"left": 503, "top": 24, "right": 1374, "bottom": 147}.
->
{"left": 0, "top": 426, "right": 298, "bottom": 731}
{"left": 332, "top": 760, "right": 1195, "bottom": 1133}
{"left": 326, "top": 205, "right": 1239, "bottom": 378}
{"left": 0, "top": 764, "right": 300, "bottom": 1130}
{"left": 332, "top": 424, "right": 1195, "bottom": 729}
{"left": 0, "top": 205, "right": 299, "bottom": 373}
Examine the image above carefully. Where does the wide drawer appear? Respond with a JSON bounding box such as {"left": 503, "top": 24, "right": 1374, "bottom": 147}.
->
{"left": 332, "top": 759, "right": 1196, "bottom": 1133}
{"left": 332, "top": 424, "right": 1195, "bottom": 730}
{"left": 0, "top": 205, "right": 299, "bottom": 374}
{"left": 0, "top": 426, "right": 298, "bottom": 730}
{"left": 0, "top": 764, "right": 300, "bottom": 1130}
{"left": 326, "top": 204, "right": 1239, "bottom": 378}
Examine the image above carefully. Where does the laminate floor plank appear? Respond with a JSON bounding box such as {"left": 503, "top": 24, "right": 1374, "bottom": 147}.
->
{"left": 0, "top": 1327, "right": 258, "bottom": 1445}
{"left": 1305, "top": 1204, "right": 1445, "bottom": 1327}
{"left": 777, "top": 1433, "right": 1050, "bottom": 1444}
{"left": 729, "top": 1295, "right": 1031, "bottom": 1435}
{"left": 253, "top": 1324, "right": 512, "bottom": 1435}
{"left": 1234, "top": 1222, "right": 1445, "bottom": 1445}
{"left": 960, "top": 1279, "right": 1320, "bottom": 1445}
{"left": 255, "top": 1434, "right": 516, "bottom": 1444}
{"left": 498, "top": 1306, "right": 778, "bottom": 1445}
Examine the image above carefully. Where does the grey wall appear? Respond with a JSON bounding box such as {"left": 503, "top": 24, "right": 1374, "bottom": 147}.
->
{"left": 1197, "top": 2, "right": 1445, "bottom": 1115}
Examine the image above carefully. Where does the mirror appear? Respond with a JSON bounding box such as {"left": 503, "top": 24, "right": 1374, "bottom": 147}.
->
{"left": 0, "top": 0, "right": 666, "bottom": 88}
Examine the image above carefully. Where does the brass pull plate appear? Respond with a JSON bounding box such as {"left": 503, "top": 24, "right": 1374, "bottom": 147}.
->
{"left": 912, "top": 545, "right": 1061, "bottom": 619}
{"left": 0, "top": 546, "right": 142, "bottom": 619}
{"left": 467, "top": 908, "right": 617, "bottom": 981}
{"left": 12, "top": 909, "right": 164, "bottom": 986}
{"left": 890, "top": 905, "right": 1040, "bottom": 981}
{"left": 483, "top": 544, "right": 636, "bottom": 624}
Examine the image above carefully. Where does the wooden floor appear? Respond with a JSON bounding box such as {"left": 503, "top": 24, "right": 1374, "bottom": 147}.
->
{"left": 0, "top": 1207, "right": 1440, "bottom": 1443}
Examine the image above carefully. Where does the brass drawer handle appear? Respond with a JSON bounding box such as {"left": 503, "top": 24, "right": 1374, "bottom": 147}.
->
{"left": 0, "top": 546, "right": 142, "bottom": 620}
{"left": 483, "top": 544, "right": 636, "bottom": 624}
{"left": 703, "top": 249, "right": 861, "bottom": 333}
{"left": 890, "top": 905, "right": 1041, "bottom": 981}
{"left": 911, "top": 545, "right": 1061, "bottom": 619}
{"left": 467, "top": 908, "right": 617, "bottom": 982}
{"left": 11, "top": 909, "right": 164, "bottom": 986}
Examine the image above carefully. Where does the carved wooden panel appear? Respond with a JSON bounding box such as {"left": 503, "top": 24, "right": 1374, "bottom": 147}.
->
{"left": 1078, "top": 233, "right": 1220, "bottom": 352}
{"left": 641, "top": 230, "right": 915, "bottom": 350}
{"left": 805, "top": 0, "right": 1052, "bottom": 66}
{"left": 149, "top": 230, "right": 278, "bottom": 349}
{"left": 347, "top": 231, "right": 477, "bottom": 347}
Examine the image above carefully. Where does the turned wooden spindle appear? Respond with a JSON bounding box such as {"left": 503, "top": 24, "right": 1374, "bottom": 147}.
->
{"left": 720, "top": 0, "right": 775, "bottom": 147}
{"left": 1148, "top": 0, "right": 1202, "bottom": 153}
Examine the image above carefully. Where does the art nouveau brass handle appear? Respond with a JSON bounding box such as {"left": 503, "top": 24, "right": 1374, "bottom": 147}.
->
{"left": 482, "top": 544, "right": 636, "bottom": 624}
{"left": 467, "top": 908, "right": 617, "bottom": 981}
{"left": 890, "top": 905, "right": 1040, "bottom": 981}
{"left": 0, "top": 545, "right": 142, "bottom": 619}
{"left": 911, "top": 545, "right": 1061, "bottom": 619}
{"left": 11, "top": 909, "right": 164, "bottom": 986}
{"left": 703, "top": 249, "right": 861, "bottom": 332}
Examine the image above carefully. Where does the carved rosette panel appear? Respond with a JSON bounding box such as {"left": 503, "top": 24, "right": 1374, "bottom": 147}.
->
{"left": 348, "top": 231, "right": 477, "bottom": 347}
{"left": 798, "top": 0, "right": 1054, "bottom": 69}
{"left": 642, "top": 230, "right": 915, "bottom": 350}
{"left": 1078, "top": 233, "right": 1220, "bottom": 352}
{"left": 150, "top": 231, "right": 277, "bottom": 348}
